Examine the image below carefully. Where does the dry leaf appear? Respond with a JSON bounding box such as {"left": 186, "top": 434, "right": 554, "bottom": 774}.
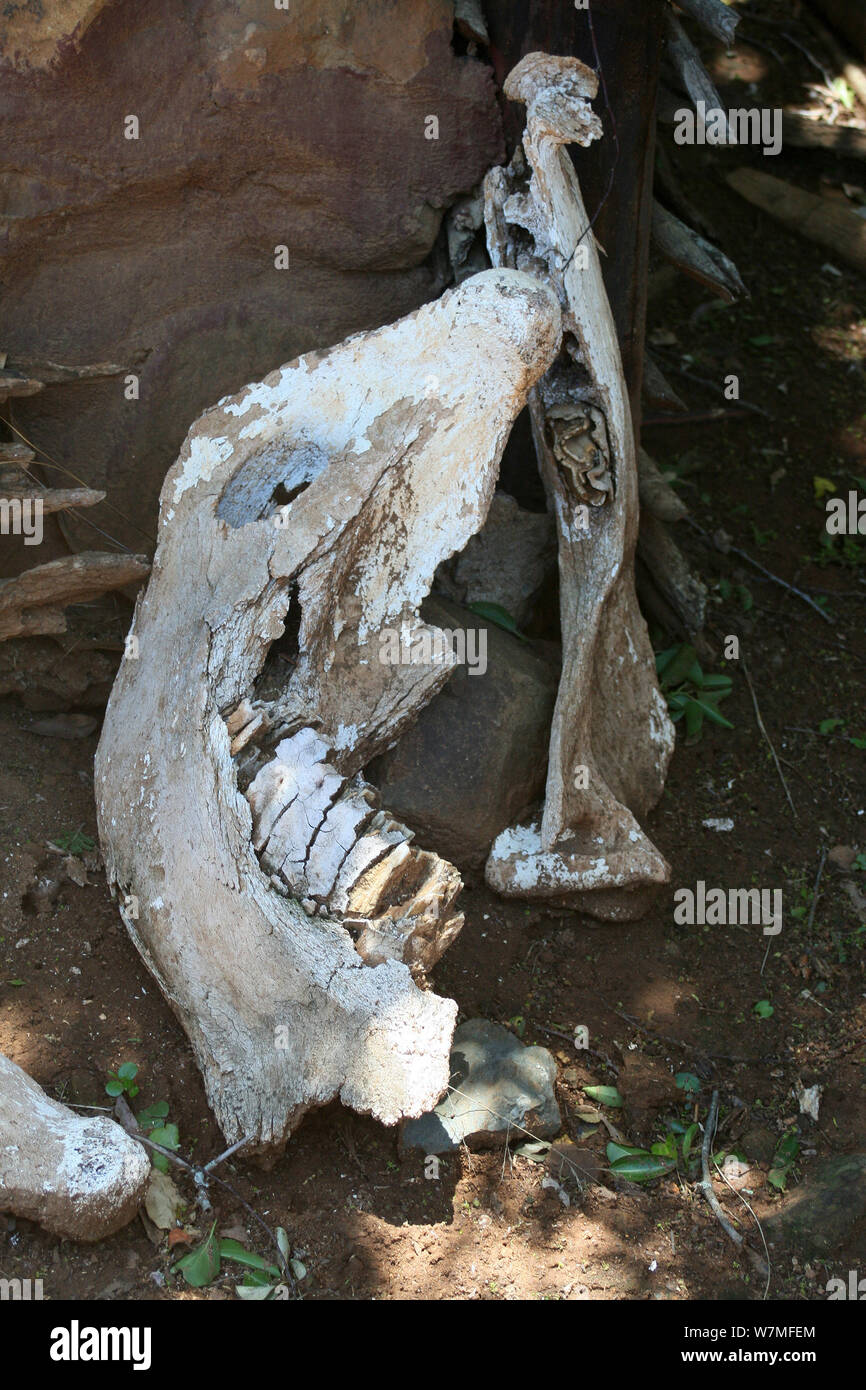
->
{"left": 144, "top": 1168, "right": 183, "bottom": 1229}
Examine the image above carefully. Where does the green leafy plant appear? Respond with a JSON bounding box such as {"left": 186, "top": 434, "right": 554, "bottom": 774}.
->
{"left": 818, "top": 717, "right": 866, "bottom": 750}
{"left": 583, "top": 1084, "right": 623, "bottom": 1108}
{"left": 105, "top": 1062, "right": 140, "bottom": 1100}
{"left": 51, "top": 829, "right": 96, "bottom": 856}
{"left": 140, "top": 1111, "right": 180, "bottom": 1174}
{"left": 832, "top": 77, "right": 855, "bottom": 111}
{"left": 813, "top": 529, "right": 864, "bottom": 569}
{"left": 174, "top": 1221, "right": 221, "bottom": 1288}
{"left": 753, "top": 999, "right": 774, "bottom": 1019}
{"left": 174, "top": 1223, "right": 301, "bottom": 1298}
{"left": 716, "top": 577, "right": 753, "bottom": 612}
{"left": 749, "top": 521, "right": 777, "bottom": 550}
{"left": 466, "top": 601, "right": 526, "bottom": 641}
{"left": 605, "top": 1118, "right": 709, "bottom": 1185}
{"left": 768, "top": 1131, "right": 799, "bottom": 1192}
{"left": 656, "top": 643, "right": 734, "bottom": 742}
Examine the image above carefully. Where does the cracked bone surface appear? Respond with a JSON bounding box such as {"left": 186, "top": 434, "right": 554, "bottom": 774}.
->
{"left": 95, "top": 269, "right": 561, "bottom": 1156}
{"left": 483, "top": 54, "right": 675, "bottom": 919}
{"left": 0, "top": 1052, "right": 150, "bottom": 1241}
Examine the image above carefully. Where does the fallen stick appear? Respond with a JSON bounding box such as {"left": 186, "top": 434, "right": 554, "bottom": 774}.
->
{"left": 664, "top": 11, "right": 724, "bottom": 113}
{"left": 0, "top": 483, "right": 106, "bottom": 514}
{"left": 654, "top": 139, "right": 718, "bottom": 238}
{"left": 727, "top": 167, "right": 866, "bottom": 275}
{"left": 782, "top": 112, "right": 866, "bottom": 160}
{"left": 742, "top": 653, "right": 797, "bottom": 821}
{"left": 2, "top": 356, "right": 131, "bottom": 384}
{"left": 676, "top": 0, "right": 739, "bottom": 46}
{"left": 642, "top": 408, "right": 754, "bottom": 426}
{"left": 652, "top": 201, "right": 746, "bottom": 301}
{"left": 686, "top": 516, "right": 835, "bottom": 624}
{"left": 0, "top": 551, "right": 150, "bottom": 641}
{"left": 701, "top": 1090, "right": 770, "bottom": 1282}
{"left": 638, "top": 448, "right": 689, "bottom": 523}
{"left": 637, "top": 512, "right": 707, "bottom": 635}
{"left": 642, "top": 353, "right": 688, "bottom": 416}
{"left": 654, "top": 355, "right": 772, "bottom": 418}
{"left": 700, "top": 1091, "right": 745, "bottom": 1248}
{"left": 0, "top": 373, "right": 43, "bottom": 402}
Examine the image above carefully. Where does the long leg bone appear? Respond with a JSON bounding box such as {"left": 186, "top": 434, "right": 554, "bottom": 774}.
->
{"left": 95, "top": 269, "right": 561, "bottom": 1156}
{"left": 484, "top": 55, "right": 675, "bottom": 920}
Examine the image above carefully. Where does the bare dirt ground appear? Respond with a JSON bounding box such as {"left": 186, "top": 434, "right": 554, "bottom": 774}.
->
{"left": 1, "top": 4, "right": 865, "bottom": 1301}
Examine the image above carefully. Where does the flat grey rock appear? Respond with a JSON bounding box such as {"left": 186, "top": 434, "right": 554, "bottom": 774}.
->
{"left": 763, "top": 1153, "right": 866, "bottom": 1259}
{"left": 402, "top": 1018, "right": 561, "bottom": 1155}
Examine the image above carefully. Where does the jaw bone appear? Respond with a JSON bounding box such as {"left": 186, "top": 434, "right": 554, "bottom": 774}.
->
{"left": 95, "top": 269, "right": 561, "bottom": 1156}
{"left": 484, "top": 54, "right": 675, "bottom": 919}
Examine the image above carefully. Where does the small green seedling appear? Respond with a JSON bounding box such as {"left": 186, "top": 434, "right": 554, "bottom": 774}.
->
{"left": 105, "top": 1062, "right": 140, "bottom": 1100}
{"left": 768, "top": 1131, "right": 800, "bottom": 1192}
{"left": 51, "top": 829, "right": 96, "bottom": 856}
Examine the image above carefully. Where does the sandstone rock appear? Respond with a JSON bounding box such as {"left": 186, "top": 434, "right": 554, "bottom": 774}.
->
{"left": 367, "top": 595, "right": 557, "bottom": 868}
{"left": 0, "top": 0, "right": 111, "bottom": 70}
{"left": 1, "top": 0, "right": 503, "bottom": 548}
{"left": 401, "top": 1018, "right": 561, "bottom": 1154}
{"left": 0, "top": 1051, "right": 151, "bottom": 1241}
{"left": 435, "top": 491, "right": 556, "bottom": 628}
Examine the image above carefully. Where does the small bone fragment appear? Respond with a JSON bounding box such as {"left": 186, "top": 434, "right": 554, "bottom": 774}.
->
{"left": 225, "top": 697, "right": 255, "bottom": 736}
{"left": 0, "top": 1051, "right": 150, "bottom": 1241}
{"left": 228, "top": 709, "right": 268, "bottom": 756}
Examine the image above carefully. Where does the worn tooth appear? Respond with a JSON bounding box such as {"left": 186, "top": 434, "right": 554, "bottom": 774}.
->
{"left": 225, "top": 697, "right": 256, "bottom": 737}
{"left": 303, "top": 794, "right": 378, "bottom": 900}
{"left": 264, "top": 765, "right": 343, "bottom": 881}
{"left": 245, "top": 759, "right": 299, "bottom": 852}
{"left": 229, "top": 709, "right": 269, "bottom": 756}
{"left": 328, "top": 815, "right": 412, "bottom": 915}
